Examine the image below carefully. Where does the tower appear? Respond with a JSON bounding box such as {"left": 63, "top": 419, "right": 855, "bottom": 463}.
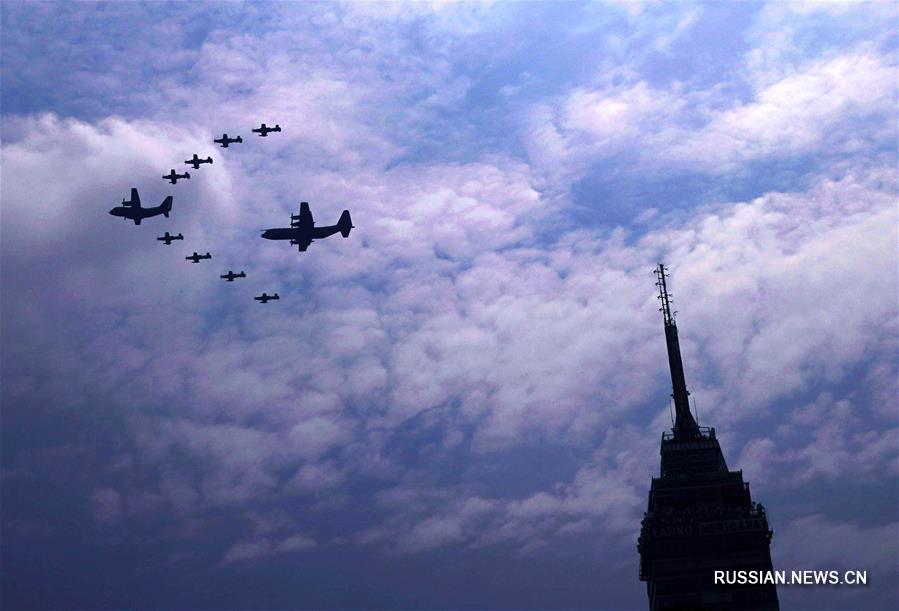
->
{"left": 637, "top": 264, "right": 779, "bottom": 611}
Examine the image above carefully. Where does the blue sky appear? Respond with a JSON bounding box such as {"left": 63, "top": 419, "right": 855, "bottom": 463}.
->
{"left": 1, "top": 2, "right": 897, "bottom": 609}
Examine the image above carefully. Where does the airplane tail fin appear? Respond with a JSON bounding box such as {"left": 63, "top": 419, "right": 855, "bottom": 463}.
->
{"left": 185, "top": 171, "right": 190, "bottom": 179}
{"left": 338, "top": 210, "right": 353, "bottom": 238}
{"left": 162, "top": 196, "right": 173, "bottom": 217}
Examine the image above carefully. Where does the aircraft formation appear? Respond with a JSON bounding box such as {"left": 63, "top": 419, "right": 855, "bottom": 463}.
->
{"left": 108, "top": 123, "right": 355, "bottom": 304}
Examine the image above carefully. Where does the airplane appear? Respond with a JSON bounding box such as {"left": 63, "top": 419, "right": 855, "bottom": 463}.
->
{"left": 163, "top": 169, "right": 190, "bottom": 184}
{"left": 184, "top": 154, "right": 213, "bottom": 169}
{"left": 214, "top": 133, "right": 242, "bottom": 148}
{"left": 186, "top": 252, "right": 212, "bottom": 263}
{"left": 157, "top": 232, "right": 184, "bottom": 245}
{"left": 261, "top": 201, "right": 353, "bottom": 252}
{"left": 252, "top": 123, "right": 281, "bottom": 137}
{"left": 255, "top": 292, "right": 280, "bottom": 303}
{"left": 220, "top": 270, "right": 246, "bottom": 282}
{"left": 109, "top": 188, "right": 173, "bottom": 225}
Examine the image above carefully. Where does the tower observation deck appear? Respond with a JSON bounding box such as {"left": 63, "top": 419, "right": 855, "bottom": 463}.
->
{"left": 637, "top": 264, "right": 779, "bottom": 611}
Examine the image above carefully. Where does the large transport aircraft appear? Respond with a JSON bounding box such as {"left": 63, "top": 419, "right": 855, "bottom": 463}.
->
{"left": 261, "top": 202, "right": 353, "bottom": 252}
{"left": 109, "top": 188, "right": 172, "bottom": 225}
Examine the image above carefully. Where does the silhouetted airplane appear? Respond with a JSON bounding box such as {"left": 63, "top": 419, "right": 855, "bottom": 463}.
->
{"left": 157, "top": 232, "right": 184, "bottom": 245}
{"left": 163, "top": 169, "right": 190, "bottom": 184}
{"left": 186, "top": 252, "right": 211, "bottom": 263}
{"left": 220, "top": 270, "right": 246, "bottom": 282}
{"left": 109, "top": 188, "right": 172, "bottom": 225}
{"left": 252, "top": 123, "right": 281, "bottom": 137}
{"left": 214, "top": 133, "right": 242, "bottom": 148}
{"left": 184, "top": 154, "right": 213, "bottom": 169}
{"left": 261, "top": 201, "right": 353, "bottom": 252}
{"left": 255, "top": 292, "right": 279, "bottom": 303}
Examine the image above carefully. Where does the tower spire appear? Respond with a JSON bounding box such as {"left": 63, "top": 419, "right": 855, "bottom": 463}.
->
{"left": 654, "top": 263, "right": 700, "bottom": 440}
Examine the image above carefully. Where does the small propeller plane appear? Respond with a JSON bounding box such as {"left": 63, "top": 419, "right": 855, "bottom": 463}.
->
{"left": 255, "top": 293, "right": 280, "bottom": 304}
{"left": 163, "top": 169, "right": 190, "bottom": 184}
{"left": 252, "top": 123, "right": 281, "bottom": 137}
{"left": 214, "top": 133, "right": 242, "bottom": 148}
{"left": 261, "top": 201, "right": 353, "bottom": 252}
{"left": 186, "top": 252, "right": 212, "bottom": 263}
{"left": 184, "top": 154, "right": 213, "bottom": 169}
{"left": 109, "top": 188, "right": 172, "bottom": 225}
{"left": 157, "top": 232, "right": 184, "bottom": 245}
{"left": 220, "top": 270, "right": 246, "bottom": 282}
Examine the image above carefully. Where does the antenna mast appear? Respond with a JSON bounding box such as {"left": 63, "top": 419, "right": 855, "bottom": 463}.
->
{"left": 654, "top": 263, "right": 700, "bottom": 440}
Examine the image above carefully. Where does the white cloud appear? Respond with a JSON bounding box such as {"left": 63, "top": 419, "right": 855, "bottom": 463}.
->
{"left": 742, "top": 1, "right": 897, "bottom": 89}
{"left": 668, "top": 53, "right": 897, "bottom": 171}
{"left": 526, "top": 50, "right": 896, "bottom": 180}
{"left": 3, "top": 112, "right": 895, "bottom": 529}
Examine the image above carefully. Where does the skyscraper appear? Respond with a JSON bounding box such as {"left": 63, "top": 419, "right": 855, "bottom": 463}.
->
{"left": 637, "top": 264, "right": 779, "bottom": 611}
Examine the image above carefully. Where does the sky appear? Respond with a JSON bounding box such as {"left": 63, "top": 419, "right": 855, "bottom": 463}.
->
{"left": 1, "top": 1, "right": 897, "bottom": 609}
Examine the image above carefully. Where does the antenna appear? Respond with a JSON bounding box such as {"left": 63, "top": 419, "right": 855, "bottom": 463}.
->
{"left": 654, "top": 263, "right": 700, "bottom": 439}
{"left": 654, "top": 263, "right": 676, "bottom": 326}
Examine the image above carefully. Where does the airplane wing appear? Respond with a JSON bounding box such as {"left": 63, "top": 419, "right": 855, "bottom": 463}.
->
{"left": 296, "top": 236, "right": 312, "bottom": 252}
{"left": 298, "top": 201, "right": 313, "bottom": 226}
{"left": 131, "top": 188, "right": 140, "bottom": 207}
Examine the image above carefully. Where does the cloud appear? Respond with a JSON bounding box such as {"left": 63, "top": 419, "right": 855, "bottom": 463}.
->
{"left": 3, "top": 112, "right": 895, "bottom": 525}
{"left": 524, "top": 38, "right": 896, "bottom": 183}
{"left": 775, "top": 513, "right": 899, "bottom": 610}
{"left": 742, "top": 1, "right": 897, "bottom": 89}
{"left": 361, "top": 425, "right": 657, "bottom": 555}
{"left": 667, "top": 52, "right": 897, "bottom": 171}
{"left": 223, "top": 532, "right": 316, "bottom": 563}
